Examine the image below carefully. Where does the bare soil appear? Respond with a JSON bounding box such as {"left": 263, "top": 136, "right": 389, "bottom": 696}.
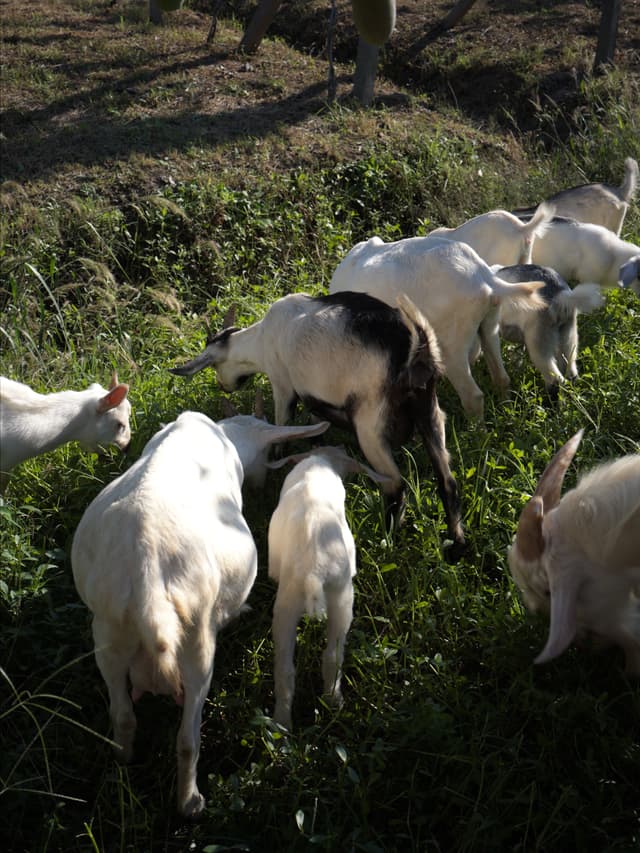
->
{"left": 1, "top": 0, "right": 639, "bottom": 201}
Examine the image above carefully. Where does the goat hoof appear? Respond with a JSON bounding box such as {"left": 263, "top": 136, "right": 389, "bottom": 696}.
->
{"left": 443, "top": 538, "right": 467, "bottom": 564}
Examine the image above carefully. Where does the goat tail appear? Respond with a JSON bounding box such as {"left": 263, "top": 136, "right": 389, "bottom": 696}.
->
{"left": 304, "top": 573, "right": 328, "bottom": 619}
{"left": 520, "top": 200, "right": 555, "bottom": 239}
{"left": 554, "top": 283, "right": 604, "bottom": 321}
{"left": 396, "top": 292, "right": 443, "bottom": 373}
{"left": 620, "top": 157, "right": 639, "bottom": 203}
{"left": 490, "top": 278, "right": 546, "bottom": 312}
{"left": 133, "top": 559, "right": 184, "bottom": 701}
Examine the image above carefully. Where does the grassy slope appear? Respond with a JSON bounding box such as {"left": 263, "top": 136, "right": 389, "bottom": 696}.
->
{"left": 1, "top": 2, "right": 640, "bottom": 852}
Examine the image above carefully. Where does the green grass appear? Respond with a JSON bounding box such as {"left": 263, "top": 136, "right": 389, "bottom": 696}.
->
{"left": 2, "top": 3, "right": 640, "bottom": 851}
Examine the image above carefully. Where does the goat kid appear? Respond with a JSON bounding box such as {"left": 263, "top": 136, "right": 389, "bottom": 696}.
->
{"left": 170, "top": 291, "right": 466, "bottom": 560}
{"left": 266, "top": 445, "right": 390, "bottom": 730}
{"left": 0, "top": 372, "right": 131, "bottom": 492}
{"left": 513, "top": 157, "right": 639, "bottom": 235}
{"left": 71, "top": 409, "right": 329, "bottom": 817}
{"left": 508, "top": 429, "right": 640, "bottom": 673}
{"left": 330, "top": 237, "right": 545, "bottom": 421}
{"left": 495, "top": 264, "right": 604, "bottom": 394}
{"left": 424, "top": 201, "right": 554, "bottom": 266}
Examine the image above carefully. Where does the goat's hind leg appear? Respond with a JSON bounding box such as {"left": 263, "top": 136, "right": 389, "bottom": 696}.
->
{"left": 412, "top": 386, "right": 466, "bottom": 562}
{"left": 322, "top": 584, "right": 354, "bottom": 708}
{"left": 176, "top": 628, "right": 216, "bottom": 818}
{"left": 92, "top": 617, "right": 138, "bottom": 762}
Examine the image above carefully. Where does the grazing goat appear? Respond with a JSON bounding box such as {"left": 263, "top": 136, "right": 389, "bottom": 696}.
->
{"left": 495, "top": 263, "right": 604, "bottom": 394}
{"left": 424, "top": 201, "right": 554, "bottom": 265}
{"left": 513, "top": 157, "right": 639, "bottom": 235}
{"left": 508, "top": 430, "right": 640, "bottom": 673}
{"left": 525, "top": 217, "right": 640, "bottom": 291}
{"left": 71, "top": 408, "right": 329, "bottom": 817}
{"left": 330, "top": 237, "right": 545, "bottom": 421}
{"left": 170, "top": 291, "right": 466, "bottom": 560}
{"left": 266, "top": 446, "right": 390, "bottom": 730}
{"left": 0, "top": 373, "right": 131, "bottom": 492}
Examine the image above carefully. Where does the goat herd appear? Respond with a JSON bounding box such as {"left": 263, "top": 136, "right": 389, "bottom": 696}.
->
{"left": 1, "top": 159, "right": 639, "bottom": 817}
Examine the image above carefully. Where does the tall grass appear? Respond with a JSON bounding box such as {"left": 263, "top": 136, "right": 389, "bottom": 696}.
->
{"left": 2, "top": 11, "right": 640, "bottom": 852}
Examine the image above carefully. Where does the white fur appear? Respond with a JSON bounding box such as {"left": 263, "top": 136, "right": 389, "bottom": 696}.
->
{"left": 514, "top": 157, "right": 638, "bottom": 236}
{"left": 0, "top": 375, "right": 131, "bottom": 491}
{"left": 267, "top": 446, "right": 383, "bottom": 729}
{"left": 425, "top": 201, "right": 554, "bottom": 265}
{"left": 330, "top": 237, "right": 545, "bottom": 421}
{"left": 71, "top": 410, "right": 328, "bottom": 817}
{"left": 530, "top": 219, "right": 640, "bottom": 290}
{"left": 508, "top": 435, "right": 640, "bottom": 673}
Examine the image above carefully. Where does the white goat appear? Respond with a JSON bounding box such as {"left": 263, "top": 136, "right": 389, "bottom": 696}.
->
{"left": 0, "top": 373, "right": 131, "bottom": 492}
{"left": 266, "top": 445, "right": 389, "bottom": 730}
{"left": 424, "top": 201, "right": 554, "bottom": 265}
{"left": 495, "top": 263, "right": 604, "bottom": 393}
{"left": 71, "top": 409, "right": 329, "bottom": 817}
{"left": 513, "top": 157, "right": 639, "bottom": 235}
{"left": 528, "top": 217, "right": 640, "bottom": 291}
{"left": 508, "top": 429, "right": 640, "bottom": 673}
{"left": 170, "top": 291, "right": 466, "bottom": 560}
{"left": 329, "top": 237, "right": 545, "bottom": 421}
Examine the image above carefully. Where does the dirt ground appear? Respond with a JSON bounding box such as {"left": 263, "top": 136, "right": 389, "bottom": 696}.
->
{"left": 1, "top": 0, "right": 639, "bottom": 200}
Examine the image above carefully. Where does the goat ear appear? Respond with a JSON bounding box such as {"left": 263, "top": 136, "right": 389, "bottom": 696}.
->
{"left": 266, "top": 452, "right": 309, "bottom": 470}
{"left": 169, "top": 348, "right": 217, "bottom": 376}
{"left": 221, "top": 398, "right": 239, "bottom": 418}
{"left": 108, "top": 371, "right": 119, "bottom": 390}
{"left": 514, "top": 496, "right": 545, "bottom": 562}
{"left": 263, "top": 421, "right": 330, "bottom": 447}
{"left": 348, "top": 458, "right": 394, "bottom": 485}
{"left": 618, "top": 256, "right": 640, "bottom": 289}
{"left": 534, "top": 566, "right": 582, "bottom": 665}
{"left": 96, "top": 383, "right": 129, "bottom": 414}
{"left": 533, "top": 429, "right": 584, "bottom": 510}
{"left": 223, "top": 305, "right": 237, "bottom": 329}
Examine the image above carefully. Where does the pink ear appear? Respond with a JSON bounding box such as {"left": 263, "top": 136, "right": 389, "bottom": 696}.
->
{"left": 96, "top": 383, "right": 129, "bottom": 414}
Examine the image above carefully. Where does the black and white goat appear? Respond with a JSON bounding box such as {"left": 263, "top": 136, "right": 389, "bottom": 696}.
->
{"left": 170, "top": 291, "right": 466, "bottom": 559}
{"left": 494, "top": 264, "right": 604, "bottom": 395}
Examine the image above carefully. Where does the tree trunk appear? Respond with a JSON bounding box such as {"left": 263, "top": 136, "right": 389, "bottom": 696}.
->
{"left": 352, "top": 38, "right": 379, "bottom": 106}
{"left": 239, "top": 0, "right": 282, "bottom": 54}
{"left": 149, "top": 0, "right": 163, "bottom": 25}
{"left": 593, "top": 0, "right": 621, "bottom": 72}
{"left": 435, "top": 0, "right": 479, "bottom": 33}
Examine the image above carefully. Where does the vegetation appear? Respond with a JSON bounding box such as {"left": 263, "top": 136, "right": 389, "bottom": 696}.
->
{"left": 1, "top": 2, "right": 639, "bottom": 851}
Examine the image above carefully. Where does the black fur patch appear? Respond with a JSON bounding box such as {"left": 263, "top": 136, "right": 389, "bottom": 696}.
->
{"left": 497, "top": 263, "right": 568, "bottom": 304}
{"left": 311, "top": 292, "right": 412, "bottom": 379}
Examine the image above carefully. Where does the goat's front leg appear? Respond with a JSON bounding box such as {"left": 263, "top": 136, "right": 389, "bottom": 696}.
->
{"left": 478, "top": 313, "right": 511, "bottom": 399}
{"left": 352, "top": 406, "right": 405, "bottom": 528}
{"left": 271, "top": 383, "right": 298, "bottom": 425}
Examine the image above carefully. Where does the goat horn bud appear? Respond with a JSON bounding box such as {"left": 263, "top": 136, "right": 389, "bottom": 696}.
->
{"left": 223, "top": 305, "right": 237, "bottom": 329}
